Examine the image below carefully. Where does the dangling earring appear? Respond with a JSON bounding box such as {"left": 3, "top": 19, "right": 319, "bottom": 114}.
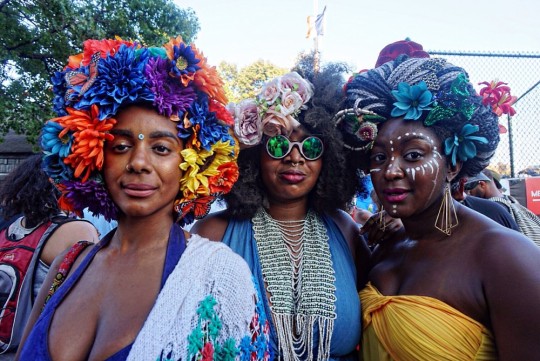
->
{"left": 378, "top": 206, "right": 387, "bottom": 232}
{"left": 435, "top": 183, "right": 458, "bottom": 235}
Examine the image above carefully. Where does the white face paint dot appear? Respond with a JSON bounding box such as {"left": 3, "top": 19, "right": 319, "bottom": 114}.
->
{"left": 416, "top": 167, "right": 421, "bottom": 171}
{"left": 138, "top": 133, "right": 144, "bottom": 140}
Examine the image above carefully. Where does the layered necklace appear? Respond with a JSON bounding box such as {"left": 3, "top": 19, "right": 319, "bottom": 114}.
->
{"left": 253, "top": 208, "right": 336, "bottom": 361}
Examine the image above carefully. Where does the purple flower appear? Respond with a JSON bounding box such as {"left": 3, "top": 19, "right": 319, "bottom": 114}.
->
{"left": 61, "top": 179, "right": 118, "bottom": 221}
{"left": 145, "top": 56, "right": 197, "bottom": 119}
{"left": 78, "top": 45, "right": 154, "bottom": 120}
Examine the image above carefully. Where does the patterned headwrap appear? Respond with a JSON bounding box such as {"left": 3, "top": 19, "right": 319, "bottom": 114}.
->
{"left": 41, "top": 36, "right": 239, "bottom": 226}
{"left": 335, "top": 56, "right": 500, "bottom": 178}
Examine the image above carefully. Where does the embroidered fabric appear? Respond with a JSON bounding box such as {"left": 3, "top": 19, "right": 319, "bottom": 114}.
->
{"left": 252, "top": 208, "right": 336, "bottom": 361}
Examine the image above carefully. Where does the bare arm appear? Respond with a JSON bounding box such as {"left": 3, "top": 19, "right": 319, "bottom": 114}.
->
{"left": 40, "top": 220, "right": 99, "bottom": 265}
{"left": 190, "top": 211, "right": 229, "bottom": 242}
{"left": 481, "top": 231, "right": 540, "bottom": 360}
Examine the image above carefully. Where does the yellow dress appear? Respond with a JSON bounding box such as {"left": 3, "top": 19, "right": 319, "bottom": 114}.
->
{"left": 359, "top": 283, "right": 498, "bottom": 361}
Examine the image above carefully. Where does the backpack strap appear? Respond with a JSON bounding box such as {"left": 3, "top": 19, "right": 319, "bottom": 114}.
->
{"left": 42, "top": 240, "right": 93, "bottom": 309}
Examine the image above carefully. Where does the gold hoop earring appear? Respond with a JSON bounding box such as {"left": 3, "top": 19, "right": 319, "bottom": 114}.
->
{"left": 435, "top": 183, "right": 458, "bottom": 235}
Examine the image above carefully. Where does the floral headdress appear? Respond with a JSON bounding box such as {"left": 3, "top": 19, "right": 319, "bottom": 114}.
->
{"left": 227, "top": 72, "right": 314, "bottom": 147}
{"left": 41, "top": 36, "right": 239, "bottom": 225}
{"left": 336, "top": 57, "right": 500, "bottom": 169}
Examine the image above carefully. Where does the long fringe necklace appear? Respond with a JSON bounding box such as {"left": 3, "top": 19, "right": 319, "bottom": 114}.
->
{"left": 253, "top": 208, "right": 336, "bottom": 361}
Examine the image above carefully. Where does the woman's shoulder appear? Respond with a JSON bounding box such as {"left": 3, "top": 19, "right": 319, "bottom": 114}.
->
{"left": 189, "top": 210, "right": 230, "bottom": 241}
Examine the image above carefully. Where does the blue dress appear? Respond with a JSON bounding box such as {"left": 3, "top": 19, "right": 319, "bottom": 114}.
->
{"left": 18, "top": 224, "right": 186, "bottom": 361}
{"left": 222, "top": 214, "right": 361, "bottom": 360}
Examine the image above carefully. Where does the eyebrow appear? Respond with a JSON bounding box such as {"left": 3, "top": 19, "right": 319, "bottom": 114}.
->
{"left": 110, "top": 129, "right": 179, "bottom": 140}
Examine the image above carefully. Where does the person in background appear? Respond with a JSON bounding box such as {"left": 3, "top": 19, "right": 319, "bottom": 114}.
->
{"left": 193, "top": 63, "right": 371, "bottom": 360}
{"left": 467, "top": 169, "right": 540, "bottom": 245}
{"left": 0, "top": 154, "right": 98, "bottom": 357}
{"left": 337, "top": 55, "right": 540, "bottom": 359}
{"left": 16, "top": 36, "right": 269, "bottom": 360}
{"left": 451, "top": 175, "right": 520, "bottom": 230}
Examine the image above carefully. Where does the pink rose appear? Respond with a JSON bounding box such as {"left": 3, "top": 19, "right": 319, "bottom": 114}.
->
{"left": 375, "top": 39, "right": 430, "bottom": 67}
{"left": 262, "top": 110, "right": 300, "bottom": 137}
{"left": 278, "top": 89, "right": 304, "bottom": 116}
{"left": 232, "top": 99, "right": 263, "bottom": 147}
{"left": 259, "top": 77, "right": 282, "bottom": 106}
{"left": 280, "top": 72, "right": 314, "bottom": 103}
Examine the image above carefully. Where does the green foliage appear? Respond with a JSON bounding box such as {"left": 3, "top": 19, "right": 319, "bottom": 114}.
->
{"left": 0, "top": 0, "right": 199, "bottom": 145}
{"left": 218, "top": 60, "right": 287, "bottom": 103}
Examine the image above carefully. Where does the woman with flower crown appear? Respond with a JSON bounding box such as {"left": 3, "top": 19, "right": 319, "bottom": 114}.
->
{"left": 15, "top": 37, "right": 270, "bottom": 361}
{"left": 192, "top": 62, "right": 371, "bottom": 361}
{"left": 336, "top": 55, "right": 540, "bottom": 360}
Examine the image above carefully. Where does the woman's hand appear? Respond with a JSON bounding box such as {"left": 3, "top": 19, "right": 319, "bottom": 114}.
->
{"left": 360, "top": 210, "right": 405, "bottom": 247}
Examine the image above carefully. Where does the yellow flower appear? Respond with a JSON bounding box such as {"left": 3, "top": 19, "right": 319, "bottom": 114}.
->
{"left": 179, "top": 140, "right": 237, "bottom": 198}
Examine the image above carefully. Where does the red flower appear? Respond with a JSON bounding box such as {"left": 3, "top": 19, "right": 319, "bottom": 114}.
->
{"left": 209, "top": 162, "right": 239, "bottom": 194}
{"left": 375, "top": 39, "right": 430, "bottom": 67}
{"left": 478, "top": 80, "right": 517, "bottom": 116}
{"left": 210, "top": 100, "right": 234, "bottom": 126}
{"left": 201, "top": 342, "right": 214, "bottom": 361}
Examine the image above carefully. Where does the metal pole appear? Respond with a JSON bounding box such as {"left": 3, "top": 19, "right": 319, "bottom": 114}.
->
{"left": 508, "top": 115, "right": 515, "bottom": 177}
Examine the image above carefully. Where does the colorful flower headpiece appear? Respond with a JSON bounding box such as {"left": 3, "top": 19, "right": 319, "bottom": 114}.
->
{"left": 478, "top": 80, "right": 517, "bottom": 134}
{"left": 228, "top": 72, "right": 314, "bottom": 147}
{"left": 336, "top": 60, "right": 492, "bottom": 166}
{"left": 41, "top": 36, "right": 239, "bottom": 225}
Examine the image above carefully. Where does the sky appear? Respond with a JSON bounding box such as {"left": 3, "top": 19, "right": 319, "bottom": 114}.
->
{"left": 176, "top": 0, "right": 540, "bottom": 71}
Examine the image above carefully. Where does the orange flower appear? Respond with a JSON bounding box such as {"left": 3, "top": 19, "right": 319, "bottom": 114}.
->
{"left": 191, "top": 44, "right": 228, "bottom": 104}
{"left": 54, "top": 105, "right": 116, "bottom": 182}
{"left": 209, "top": 162, "right": 239, "bottom": 194}
{"left": 66, "top": 53, "right": 84, "bottom": 69}
{"left": 81, "top": 38, "right": 135, "bottom": 66}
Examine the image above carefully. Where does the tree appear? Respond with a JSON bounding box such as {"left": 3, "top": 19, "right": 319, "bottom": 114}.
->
{"left": 0, "top": 0, "right": 199, "bottom": 145}
{"left": 218, "top": 60, "right": 287, "bottom": 103}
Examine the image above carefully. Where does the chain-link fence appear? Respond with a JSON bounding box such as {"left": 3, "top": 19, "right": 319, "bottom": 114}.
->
{"left": 427, "top": 50, "right": 540, "bottom": 177}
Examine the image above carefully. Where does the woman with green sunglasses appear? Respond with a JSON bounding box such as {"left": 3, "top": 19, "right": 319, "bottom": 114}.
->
{"left": 192, "top": 61, "right": 371, "bottom": 361}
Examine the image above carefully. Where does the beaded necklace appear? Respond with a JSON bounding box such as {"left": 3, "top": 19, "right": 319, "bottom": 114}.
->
{"left": 253, "top": 208, "right": 336, "bottom": 361}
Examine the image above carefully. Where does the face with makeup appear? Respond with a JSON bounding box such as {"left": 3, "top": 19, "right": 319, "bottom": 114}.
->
{"left": 368, "top": 118, "right": 449, "bottom": 219}
{"left": 103, "top": 105, "right": 184, "bottom": 220}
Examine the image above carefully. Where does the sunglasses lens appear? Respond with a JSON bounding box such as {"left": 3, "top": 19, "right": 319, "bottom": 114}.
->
{"left": 267, "top": 135, "right": 290, "bottom": 159}
{"left": 302, "top": 137, "right": 323, "bottom": 160}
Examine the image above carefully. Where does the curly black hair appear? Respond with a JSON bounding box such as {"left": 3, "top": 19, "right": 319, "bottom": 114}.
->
{"left": 0, "top": 154, "right": 61, "bottom": 227}
{"left": 339, "top": 55, "right": 500, "bottom": 180}
{"left": 224, "top": 59, "right": 363, "bottom": 219}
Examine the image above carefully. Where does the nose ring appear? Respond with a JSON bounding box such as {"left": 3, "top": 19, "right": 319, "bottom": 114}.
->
{"left": 291, "top": 162, "right": 298, "bottom": 167}
{"left": 126, "top": 164, "right": 132, "bottom": 172}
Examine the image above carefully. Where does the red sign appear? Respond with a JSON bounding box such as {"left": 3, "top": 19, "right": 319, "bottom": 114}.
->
{"left": 525, "top": 177, "right": 540, "bottom": 215}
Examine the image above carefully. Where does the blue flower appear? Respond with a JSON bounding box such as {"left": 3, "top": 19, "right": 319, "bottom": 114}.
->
{"left": 180, "top": 94, "right": 234, "bottom": 150}
{"left": 391, "top": 81, "right": 433, "bottom": 120}
{"left": 238, "top": 336, "right": 255, "bottom": 361}
{"left": 78, "top": 44, "right": 154, "bottom": 120}
{"left": 170, "top": 42, "right": 201, "bottom": 78}
{"left": 41, "top": 121, "right": 73, "bottom": 158}
{"left": 51, "top": 71, "right": 68, "bottom": 116}
{"left": 444, "top": 124, "right": 488, "bottom": 166}
{"left": 42, "top": 152, "right": 73, "bottom": 182}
